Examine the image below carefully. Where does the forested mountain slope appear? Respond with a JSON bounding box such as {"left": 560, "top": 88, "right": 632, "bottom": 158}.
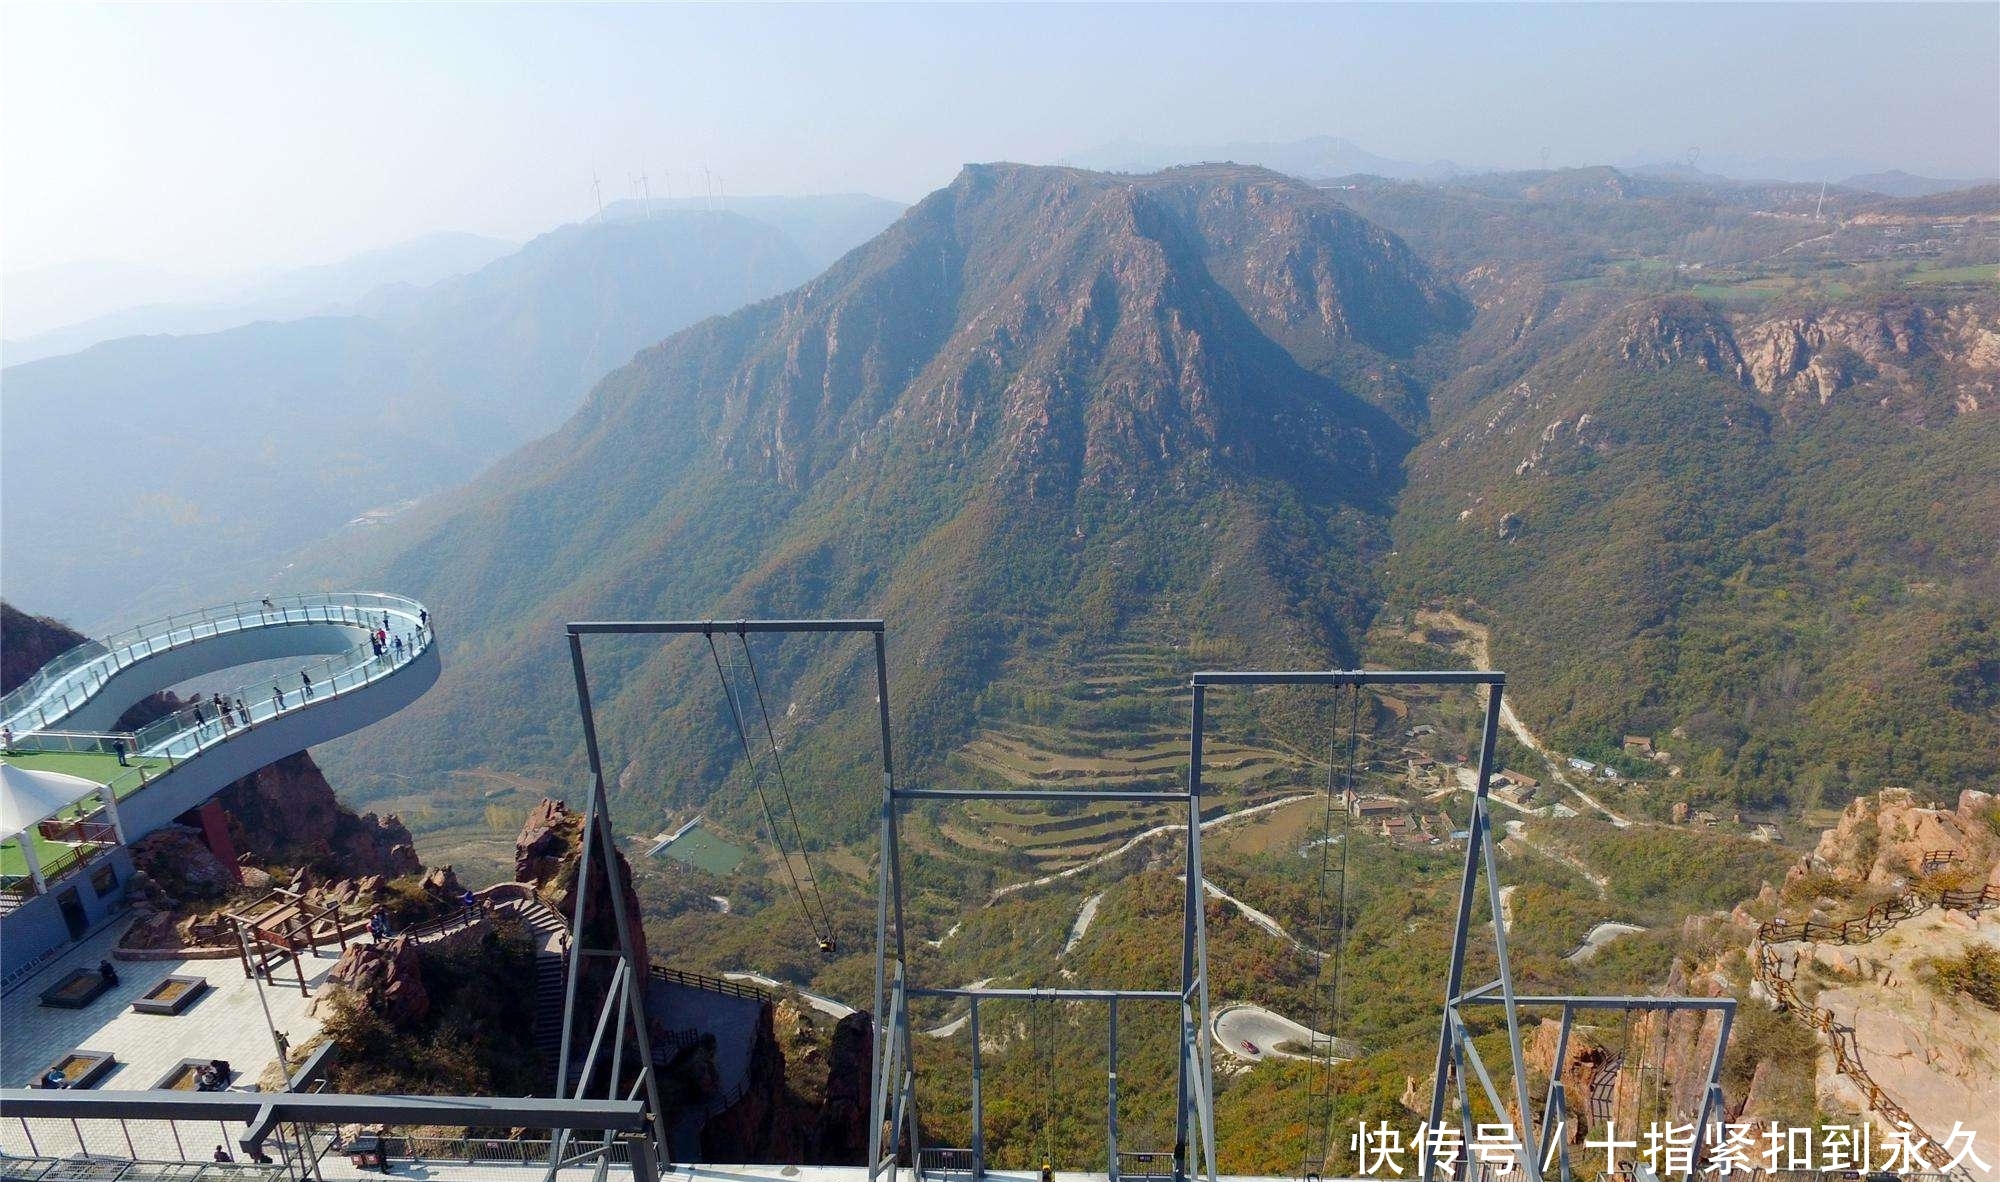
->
{"left": 305, "top": 163, "right": 1469, "bottom": 833}
{"left": 1388, "top": 290, "right": 2000, "bottom": 813}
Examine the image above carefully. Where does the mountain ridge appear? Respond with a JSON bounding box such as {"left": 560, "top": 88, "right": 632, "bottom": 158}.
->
{"left": 302, "top": 163, "right": 1467, "bottom": 819}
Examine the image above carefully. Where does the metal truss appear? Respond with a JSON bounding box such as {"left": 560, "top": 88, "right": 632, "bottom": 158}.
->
{"left": 1188, "top": 670, "right": 1734, "bottom": 1182}
{"left": 570, "top": 619, "right": 896, "bottom": 1176}
{"left": 884, "top": 680, "right": 1228, "bottom": 1182}
{"left": 0, "top": 1088, "right": 659, "bottom": 1182}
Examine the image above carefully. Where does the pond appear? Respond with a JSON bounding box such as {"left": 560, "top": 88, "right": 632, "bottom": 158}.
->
{"left": 661, "top": 827, "right": 747, "bottom": 875}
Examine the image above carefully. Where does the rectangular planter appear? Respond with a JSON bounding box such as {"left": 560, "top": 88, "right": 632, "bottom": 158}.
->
{"left": 151, "top": 1058, "right": 233, "bottom": 1091}
{"left": 131, "top": 974, "right": 209, "bottom": 1015}
{"left": 38, "top": 967, "right": 112, "bottom": 1009}
{"left": 40, "top": 1050, "right": 116, "bottom": 1089}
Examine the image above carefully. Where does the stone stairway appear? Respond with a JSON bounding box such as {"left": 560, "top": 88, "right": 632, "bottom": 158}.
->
{"left": 482, "top": 884, "right": 571, "bottom": 1078}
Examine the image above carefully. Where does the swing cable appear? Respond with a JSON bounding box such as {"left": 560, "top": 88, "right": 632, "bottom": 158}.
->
{"left": 734, "top": 630, "right": 836, "bottom": 950}
{"left": 1303, "top": 681, "right": 1364, "bottom": 1176}
{"left": 705, "top": 628, "right": 832, "bottom": 950}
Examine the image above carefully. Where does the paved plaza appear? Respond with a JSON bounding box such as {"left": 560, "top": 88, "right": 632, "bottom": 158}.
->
{"left": 1, "top": 916, "right": 337, "bottom": 1093}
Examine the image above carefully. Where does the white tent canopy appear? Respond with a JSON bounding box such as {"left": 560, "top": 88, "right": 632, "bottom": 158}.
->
{"left": 0, "top": 760, "right": 107, "bottom": 844}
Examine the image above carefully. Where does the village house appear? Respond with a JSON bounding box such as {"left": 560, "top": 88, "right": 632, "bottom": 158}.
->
{"left": 1622, "top": 735, "right": 1654, "bottom": 756}
{"left": 1344, "top": 788, "right": 1405, "bottom": 819}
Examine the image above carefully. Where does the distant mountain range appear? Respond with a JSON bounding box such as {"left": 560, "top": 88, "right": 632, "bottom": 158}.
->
{"left": 1070, "top": 135, "right": 1995, "bottom": 199}
{"left": 278, "top": 161, "right": 2000, "bottom": 840}
{"left": 599, "top": 194, "right": 907, "bottom": 269}
{"left": 1071, "top": 135, "right": 1465, "bottom": 181}
{"left": 2, "top": 232, "right": 519, "bottom": 364}
{"left": 1, "top": 199, "right": 902, "bottom": 625}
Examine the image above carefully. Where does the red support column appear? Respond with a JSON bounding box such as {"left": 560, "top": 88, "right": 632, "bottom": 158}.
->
{"left": 196, "top": 799, "right": 245, "bottom": 885}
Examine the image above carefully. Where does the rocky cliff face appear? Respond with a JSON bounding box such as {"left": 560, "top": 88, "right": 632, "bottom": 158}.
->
{"left": 699, "top": 999, "right": 872, "bottom": 1164}
{"left": 0, "top": 602, "right": 84, "bottom": 693}
{"left": 1791, "top": 787, "right": 1999, "bottom": 890}
{"left": 1739, "top": 300, "right": 2000, "bottom": 414}
{"left": 217, "top": 752, "right": 420, "bottom": 879}
{"left": 515, "top": 797, "right": 647, "bottom": 965}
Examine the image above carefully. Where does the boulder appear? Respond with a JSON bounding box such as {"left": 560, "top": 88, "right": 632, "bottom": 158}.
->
{"left": 127, "top": 824, "right": 235, "bottom": 899}
{"left": 327, "top": 935, "right": 430, "bottom": 1028}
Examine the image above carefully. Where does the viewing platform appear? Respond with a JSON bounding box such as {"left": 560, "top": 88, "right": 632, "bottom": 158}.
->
{"left": 1, "top": 593, "right": 438, "bottom": 976}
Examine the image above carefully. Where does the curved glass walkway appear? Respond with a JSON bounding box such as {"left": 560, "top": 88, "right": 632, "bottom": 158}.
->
{"left": 2, "top": 591, "right": 434, "bottom": 812}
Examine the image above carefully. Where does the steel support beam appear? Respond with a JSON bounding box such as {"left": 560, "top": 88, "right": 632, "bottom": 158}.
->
{"left": 569, "top": 619, "right": 884, "bottom": 636}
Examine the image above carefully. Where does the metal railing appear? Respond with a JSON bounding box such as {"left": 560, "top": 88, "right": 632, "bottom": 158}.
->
{"left": 1116, "top": 1150, "right": 1178, "bottom": 1182}
{"left": 0, "top": 1156, "right": 287, "bottom": 1182}
{"left": 390, "top": 1132, "right": 634, "bottom": 1168}
{"left": 917, "top": 1147, "right": 977, "bottom": 1178}
{"left": 646, "top": 964, "right": 771, "bottom": 1002}
{"left": 5, "top": 730, "right": 132, "bottom": 755}
{"left": 2, "top": 592, "right": 427, "bottom": 735}
{"left": 131, "top": 615, "right": 431, "bottom": 762}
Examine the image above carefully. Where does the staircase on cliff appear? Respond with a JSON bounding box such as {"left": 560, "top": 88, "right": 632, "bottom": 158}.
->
{"left": 484, "top": 885, "right": 571, "bottom": 1077}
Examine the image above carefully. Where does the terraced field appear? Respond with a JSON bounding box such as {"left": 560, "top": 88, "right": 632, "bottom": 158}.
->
{"left": 943, "top": 640, "right": 1317, "bottom": 871}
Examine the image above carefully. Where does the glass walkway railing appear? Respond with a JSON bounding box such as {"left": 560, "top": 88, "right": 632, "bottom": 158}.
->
{"left": 0, "top": 592, "right": 428, "bottom": 736}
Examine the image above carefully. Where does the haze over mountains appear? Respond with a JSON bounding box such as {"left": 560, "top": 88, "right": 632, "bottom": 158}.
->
{"left": 1075, "top": 135, "right": 1996, "bottom": 198}
{"left": 2, "top": 232, "right": 519, "bottom": 362}
{"left": 0, "top": 197, "right": 905, "bottom": 625}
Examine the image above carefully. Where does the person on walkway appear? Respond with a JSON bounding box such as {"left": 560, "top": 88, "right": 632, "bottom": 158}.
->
{"left": 214, "top": 693, "right": 233, "bottom": 730}
{"left": 392, "top": 635, "right": 405, "bottom": 660}
{"left": 1, "top": 725, "right": 14, "bottom": 752}
{"left": 261, "top": 596, "right": 275, "bottom": 616}
{"left": 370, "top": 634, "right": 383, "bottom": 658}
{"left": 98, "top": 960, "right": 120, "bottom": 986}
{"left": 113, "top": 736, "right": 130, "bottom": 766}
{"left": 212, "top": 1146, "right": 232, "bottom": 1162}
{"left": 41, "top": 1069, "right": 68, "bottom": 1089}
{"left": 237, "top": 697, "right": 251, "bottom": 726}
{"left": 300, "top": 671, "right": 315, "bottom": 700}
{"left": 272, "top": 684, "right": 286, "bottom": 712}
{"left": 188, "top": 700, "right": 205, "bottom": 733}
{"left": 419, "top": 608, "right": 429, "bottom": 632}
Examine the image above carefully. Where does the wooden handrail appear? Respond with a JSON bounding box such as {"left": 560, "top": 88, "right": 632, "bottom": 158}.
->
{"left": 1752, "top": 879, "right": 1996, "bottom": 1182}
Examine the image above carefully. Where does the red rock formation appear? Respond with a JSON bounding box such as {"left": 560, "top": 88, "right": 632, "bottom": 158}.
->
{"left": 515, "top": 798, "right": 646, "bottom": 966}
{"left": 1794, "top": 788, "right": 2000, "bottom": 889}
{"left": 811, "top": 1011, "right": 874, "bottom": 1163}
{"left": 327, "top": 935, "right": 430, "bottom": 1027}
{"left": 126, "top": 824, "right": 237, "bottom": 900}
{"left": 216, "top": 753, "right": 420, "bottom": 879}
{"left": 1523, "top": 1017, "right": 1610, "bottom": 1140}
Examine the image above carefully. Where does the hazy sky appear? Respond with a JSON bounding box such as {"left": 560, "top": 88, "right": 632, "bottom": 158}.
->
{"left": 4, "top": 2, "right": 1996, "bottom": 279}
